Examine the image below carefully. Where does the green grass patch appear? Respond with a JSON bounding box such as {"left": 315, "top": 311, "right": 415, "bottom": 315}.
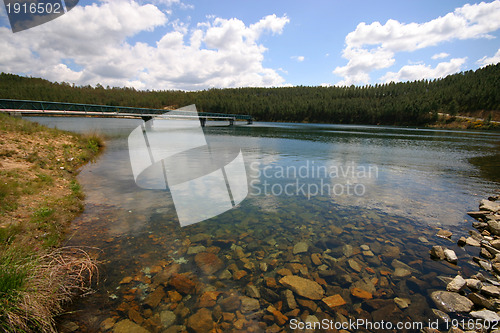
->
{"left": 35, "top": 173, "right": 53, "bottom": 185}
{"left": 0, "top": 179, "right": 19, "bottom": 213}
{"left": 0, "top": 114, "right": 103, "bottom": 331}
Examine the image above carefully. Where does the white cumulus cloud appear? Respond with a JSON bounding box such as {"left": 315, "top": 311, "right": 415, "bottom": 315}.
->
{"left": 432, "top": 52, "right": 450, "bottom": 60}
{"left": 0, "top": 0, "right": 289, "bottom": 90}
{"left": 334, "top": 0, "right": 500, "bottom": 85}
{"left": 380, "top": 57, "right": 467, "bottom": 83}
{"left": 477, "top": 48, "right": 500, "bottom": 66}
{"left": 291, "top": 56, "right": 305, "bottom": 62}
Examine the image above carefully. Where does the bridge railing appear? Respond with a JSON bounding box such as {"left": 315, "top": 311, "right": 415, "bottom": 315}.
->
{"left": 0, "top": 99, "right": 253, "bottom": 121}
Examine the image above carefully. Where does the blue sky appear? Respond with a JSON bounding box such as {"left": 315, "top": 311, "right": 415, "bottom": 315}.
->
{"left": 0, "top": 0, "right": 499, "bottom": 90}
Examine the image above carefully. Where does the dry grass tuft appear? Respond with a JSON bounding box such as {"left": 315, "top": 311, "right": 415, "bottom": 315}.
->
{"left": 0, "top": 246, "right": 98, "bottom": 333}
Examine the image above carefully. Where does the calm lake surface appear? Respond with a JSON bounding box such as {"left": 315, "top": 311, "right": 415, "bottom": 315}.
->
{"left": 30, "top": 116, "right": 500, "bottom": 332}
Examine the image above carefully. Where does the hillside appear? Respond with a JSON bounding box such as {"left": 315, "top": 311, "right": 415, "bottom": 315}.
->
{"left": 0, "top": 63, "right": 499, "bottom": 127}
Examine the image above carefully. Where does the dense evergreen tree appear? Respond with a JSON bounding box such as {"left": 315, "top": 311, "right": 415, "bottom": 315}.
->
{"left": 0, "top": 63, "right": 499, "bottom": 126}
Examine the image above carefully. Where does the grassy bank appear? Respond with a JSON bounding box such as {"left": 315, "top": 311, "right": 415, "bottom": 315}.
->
{"left": 0, "top": 113, "right": 103, "bottom": 332}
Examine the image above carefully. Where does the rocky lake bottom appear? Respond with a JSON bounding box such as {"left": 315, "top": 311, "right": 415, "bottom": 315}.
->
{"left": 26, "top": 117, "right": 498, "bottom": 333}
{"left": 57, "top": 193, "right": 500, "bottom": 333}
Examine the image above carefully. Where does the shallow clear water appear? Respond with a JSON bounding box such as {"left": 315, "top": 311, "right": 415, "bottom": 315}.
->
{"left": 29, "top": 117, "right": 500, "bottom": 332}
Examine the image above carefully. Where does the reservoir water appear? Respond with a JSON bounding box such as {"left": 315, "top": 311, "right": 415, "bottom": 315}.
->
{"left": 30, "top": 116, "right": 500, "bottom": 332}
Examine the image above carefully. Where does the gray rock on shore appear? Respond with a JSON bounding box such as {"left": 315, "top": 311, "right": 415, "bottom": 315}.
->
{"left": 480, "top": 199, "right": 500, "bottom": 213}
{"left": 446, "top": 275, "right": 466, "bottom": 292}
{"left": 430, "top": 291, "right": 474, "bottom": 313}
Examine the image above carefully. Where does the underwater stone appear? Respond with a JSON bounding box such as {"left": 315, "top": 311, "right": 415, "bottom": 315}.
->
{"left": 322, "top": 294, "right": 346, "bottom": 309}
{"left": 113, "top": 319, "right": 149, "bottom": 333}
{"left": 283, "top": 289, "right": 297, "bottom": 310}
{"left": 293, "top": 241, "right": 309, "bottom": 254}
{"left": 311, "top": 253, "right": 322, "bottom": 266}
{"left": 194, "top": 252, "right": 224, "bottom": 275}
{"left": 187, "top": 308, "right": 214, "bottom": 333}
{"left": 348, "top": 259, "right": 362, "bottom": 273}
{"left": 437, "top": 229, "right": 453, "bottom": 238}
{"left": 240, "top": 296, "right": 260, "bottom": 313}
{"left": 159, "top": 310, "right": 176, "bottom": 328}
{"left": 279, "top": 275, "right": 324, "bottom": 300}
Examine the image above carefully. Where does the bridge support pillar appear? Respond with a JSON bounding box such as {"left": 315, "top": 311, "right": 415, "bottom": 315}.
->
{"left": 229, "top": 118, "right": 234, "bottom": 126}
{"left": 142, "top": 116, "right": 153, "bottom": 130}
{"left": 200, "top": 118, "right": 206, "bottom": 127}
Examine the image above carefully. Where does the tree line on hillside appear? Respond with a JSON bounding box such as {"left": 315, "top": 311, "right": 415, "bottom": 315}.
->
{"left": 0, "top": 63, "right": 499, "bottom": 126}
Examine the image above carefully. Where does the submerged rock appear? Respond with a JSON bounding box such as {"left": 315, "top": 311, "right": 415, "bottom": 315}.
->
{"left": 219, "top": 294, "right": 241, "bottom": 312}
{"left": 159, "top": 310, "right": 176, "bottom": 328}
{"left": 418, "top": 236, "right": 429, "bottom": 243}
{"left": 432, "top": 309, "right": 450, "bottom": 324}
{"left": 279, "top": 275, "right": 324, "bottom": 300}
{"left": 169, "top": 274, "right": 196, "bottom": 295}
{"left": 436, "top": 229, "right": 453, "bottom": 239}
{"left": 310, "top": 253, "right": 322, "bottom": 266}
{"left": 240, "top": 296, "right": 260, "bottom": 313}
{"left": 194, "top": 252, "right": 224, "bottom": 275}
{"left": 430, "top": 291, "right": 473, "bottom": 313}
{"left": 113, "top": 319, "right": 149, "bottom": 333}
{"left": 259, "top": 262, "right": 268, "bottom": 272}
{"left": 393, "top": 267, "right": 411, "bottom": 278}
{"left": 293, "top": 241, "right": 309, "bottom": 254}
{"left": 343, "top": 244, "right": 354, "bottom": 257}
{"left": 187, "top": 245, "right": 206, "bottom": 255}
{"left": 101, "top": 318, "right": 116, "bottom": 331}
{"left": 186, "top": 308, "right": 214, "bottom": 333}
{"left": 278, "top": 291, "right": 294, "bottom": 311}
{"left": 393, "top": 297, "right": 410, "bottom": 309}
{"left": 144, "top": 287, "right": 165, "bottom": 308}
{"left": 197, "top": 291, "right": 221, "bottom": 308}
{"left": 350, "top": 287, "right": 372, "bottom": 300}
{"left": 267, "top": 305, "right": 288, "bottom": 326}
{"left": 391, "top": 259, "right": 418, "bottom": 273}
{"left": 246, "top": 285, "right": 261, "bottom": 299}
{"left": 348, "top": 259, "right": 362, "bottom": 273}
{"left": 322, "top": 294, "right": 346, "bottom": 309}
